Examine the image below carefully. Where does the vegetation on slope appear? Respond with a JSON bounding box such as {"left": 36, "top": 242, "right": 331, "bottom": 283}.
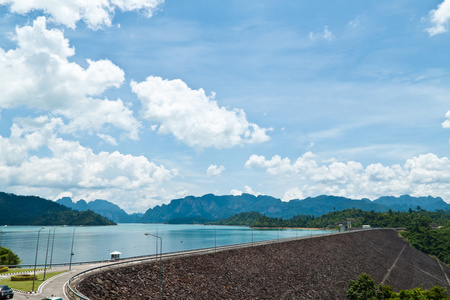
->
{"left": 346, "top": 273, "right": 448, "bottom": 300}
{"left": 207, "top": 212, "right": 266, "bottom": 226}
{"left": 0, "top": 192, "right": 116, "bottom": 225}
{"left": 31, "top": 210, "right": 116, "bottom": 226}
{"left": 401, "top": 221, "right": 450, "bottom": 265}
{"left": 250, "top": 208, "right": 450, "bottom": 229}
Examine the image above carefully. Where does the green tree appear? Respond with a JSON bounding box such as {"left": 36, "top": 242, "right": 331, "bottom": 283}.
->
{"left": 346, "top": 274, "right": 449, "bottom": 300}
{"left": 0, "top": 247, "right": 21, "bottom": 265}
{"left": 346, "top": 273, "right": 392, "bottom": 300}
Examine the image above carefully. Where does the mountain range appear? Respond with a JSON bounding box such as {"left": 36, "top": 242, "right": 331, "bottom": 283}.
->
{"left": 50, "top": 193, "right": 450, "bottom": 225}
{"left": 56, "top": 197, "right": 143, "bottom": 223}
{"left": 139, "top": 194, "right": 450, "bottom": 223}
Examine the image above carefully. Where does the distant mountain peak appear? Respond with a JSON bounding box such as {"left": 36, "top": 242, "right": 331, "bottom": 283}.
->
{"left": 56, "top": 197, "right": 142, "bottom": 223}
{"left": 141, "top": 193, "right": 449, "bottom": 224}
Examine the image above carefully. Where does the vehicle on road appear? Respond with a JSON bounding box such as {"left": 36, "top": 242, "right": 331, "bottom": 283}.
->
{"left": 0, "top": 285, "right": 13, "bottom": 299}
{"left": 42, "top": 297, "right": 63, "bottom": 300}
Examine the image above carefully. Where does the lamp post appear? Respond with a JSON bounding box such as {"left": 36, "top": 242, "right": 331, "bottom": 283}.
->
{"left": 0, "top": 227, "right": 3, "bottom": 249}
{"left": 49, "top": 227, "right": 57, "bottom": 269}
{"left": 32, "top": 227, "right": 45, "bottom": 292}
{"left": 69, "top": 226, "right": 81, "bottom": 271}
{"left": 43, "top": 227, "right": 57, "bottom": 280}
{"left": 145, "top": 233, "right": 163, "bottom": 299}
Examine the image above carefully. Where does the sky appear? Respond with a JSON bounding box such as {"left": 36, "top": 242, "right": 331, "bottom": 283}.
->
{"left": 1, "top": 0, "right": 450, "bottom": 213}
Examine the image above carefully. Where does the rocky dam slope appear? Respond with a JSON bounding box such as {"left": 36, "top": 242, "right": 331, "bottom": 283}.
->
{"left": 77, "top": 229, "right": 450, "bottom": 299}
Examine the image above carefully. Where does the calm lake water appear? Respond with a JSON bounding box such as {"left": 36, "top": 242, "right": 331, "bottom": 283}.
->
{"left": 0, "top": 224, "right": 332, "bottom": 266}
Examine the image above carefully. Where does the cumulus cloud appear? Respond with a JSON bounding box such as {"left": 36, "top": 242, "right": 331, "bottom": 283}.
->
{"left": 282, "top": 187, "right": 305, "bottom": 202}
{"left": 426, "top": 0, "right": 450, "bottom": 36}
{"left": 0, "top": 116, "right": 177, "bottom": 212}
{"left": 97, "top": 133, "right": 118, "bottom": 146}
{"left": 245, "top": 152, "right": 318, "bottom": 175}
{"left": 442, "top": 110, "right": 450, "bottom": 129}
{"left": 308, "top": 26, "right": 335, "bottom": 41}
{"left": 229, "top": 186, "right": 262, "bottom": 197}
{"left": 246, "top": 152, "right": 450, "bottom": 202}
{"left": 207, "top": 164, "right": 225, "bottom": 177}
{"left": 0, "top": 17, "right": 140, "bottom": 139}
{"left": 230, "top": 189, "right": 243, "bottom": 196}
{"left": 131, "top": 76, "right": 271, "bottom": 149}
{"left": 0, "top": 0, "right": 164, "bottom": 29}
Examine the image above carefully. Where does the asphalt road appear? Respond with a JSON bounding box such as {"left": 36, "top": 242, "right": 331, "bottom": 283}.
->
{"left": 7, "top": 263, "right": 104, "bottom": 300}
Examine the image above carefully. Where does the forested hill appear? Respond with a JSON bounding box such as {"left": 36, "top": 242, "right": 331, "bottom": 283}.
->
{"left": 56, "top": 197, "right": 143, "bottom": 223}
{"left": 141, "top": 193, "right": 449, "bottom": 223}
{"left": 249, "top": 208, "right": 450, "bottom": 229}
{"left": 0, "top": 192, "right": 116, "bottom": 226}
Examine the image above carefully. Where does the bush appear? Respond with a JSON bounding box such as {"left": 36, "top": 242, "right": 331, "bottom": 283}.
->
{"left": 11, "top": 274, "right": 35, "bottom": 281}
{"left": 346, "top": 273, "right": 392, "bottom": 300}
{"left": 0, "top": 266, "right": 9, "bottom": 273}
{"left": 346, "top": 274, "right": 449, "bottom": 300}
{"left": 0, "top": 247, "right": 21, "bottom": 265}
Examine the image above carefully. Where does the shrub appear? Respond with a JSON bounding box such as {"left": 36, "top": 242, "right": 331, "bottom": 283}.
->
{"left": 11, "top": 274, "right": 35, "bottom": 281}
{"left": 346, "top": 274, "right": 449, "bottom": 300}
{"left": 0, "top": 266, "right": 8, "bottom": 273}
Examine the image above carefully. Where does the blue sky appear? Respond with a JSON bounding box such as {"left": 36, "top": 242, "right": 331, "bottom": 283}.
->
{"left": 1, "top": 0, "right": 450, "bottom": 213}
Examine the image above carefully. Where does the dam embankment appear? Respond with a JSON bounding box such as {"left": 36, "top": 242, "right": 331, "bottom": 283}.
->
{"left": 76, "top": 229, "right": 450, "bottom": 299}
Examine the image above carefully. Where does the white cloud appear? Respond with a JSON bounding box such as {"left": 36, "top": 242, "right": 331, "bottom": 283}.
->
{"left": 230, "top": 189, "right": 243, "bottom": 196}
{"left": 131, "top": 76, "right": 271, "bottom": 149}
{"left": 246, "top": 152, "right": 450, "bottom": 202}
{"left": 245, "top": 152, "right": 317, "bottom": 175}
{"left": 282, "top": 187, "right": 304, "bottom": 202}
{"left": 229, "top": 186, "right": 262, "bottom": 197}
{"left": 426, "top": 0, "right": 450, "bottom": 36}
{"left": 0, "top": 17, "right": 140, "bottom": 140}
{"left": 206, "top": 164, "right": 225, "bottom": 177}
{"left": 0, "top": 0, "right": 164, "bottom": 29}
{"left": 308, "top": 26, "right": 335, "bottom": 41}
{"left": 97, "top": 133, "right": 118, "bottom": 146}
{"left": 0, "top": 116, "right": 177, "bottom": 212}
{"left": 244, "top": 186, "right": 262, "bottom": 196}
{"left": 348, "top": 18, "right": 360, "bottom": 29}
{"left": 442, "top": 110, "right": 450, "bottom": 129}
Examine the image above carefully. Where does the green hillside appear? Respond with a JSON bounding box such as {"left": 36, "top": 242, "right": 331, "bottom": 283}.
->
{"left": 207, "top": 211, "right": 266, "bottom": 226}
{"left": 0, "top": 192, "right": 116, "bottom": 226}
{"left": 250, "top": 208, "right": 450, "bottom": 229}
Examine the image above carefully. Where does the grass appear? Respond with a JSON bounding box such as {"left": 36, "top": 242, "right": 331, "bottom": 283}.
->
{"left": 0, "top": 267, "right": 45, "bottom": 275}
{"left": 0, "top": 271, "right": 66, "bottom": 292}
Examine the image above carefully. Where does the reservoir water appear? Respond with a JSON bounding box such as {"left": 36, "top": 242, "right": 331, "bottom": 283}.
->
{"left": 0, "top": 224, "right": 333, "bottom": 266}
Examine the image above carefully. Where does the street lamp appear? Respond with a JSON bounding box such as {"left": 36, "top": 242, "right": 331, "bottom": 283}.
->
{"left": 0, "top": 227, "right": 3, "bottom": 249}
{"left": 32, "top": 227, "right": 45, "bottom": 292}
{"left": 69, "top": 226, "right": 81, "bottom": 271}
{"left": 43, "top": 227, "right": 57, "bottom": 280}
{"left": 145, "top": 233, "right": 163, "bottom": 300}
{"left": 49, "top": 227, "right": 57, "bottom": 269}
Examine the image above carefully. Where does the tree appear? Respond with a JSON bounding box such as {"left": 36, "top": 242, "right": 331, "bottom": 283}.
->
{"left": 346, "top": 274, "right": 449, "bottom": 300}
{"left": 0, "top": 247, "right": 21, "bottom": 266}
{"left": 346, "top": 273, "right": 392, "bottom": 300}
